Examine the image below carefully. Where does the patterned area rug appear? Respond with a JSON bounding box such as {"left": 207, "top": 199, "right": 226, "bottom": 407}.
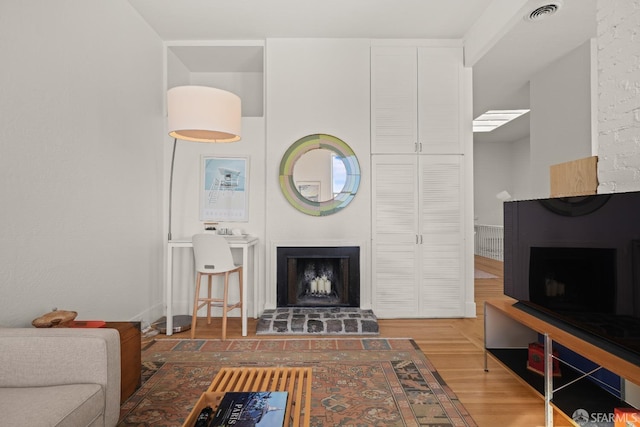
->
{"left": 118, "top": 338, "right": 477, "bottom": 427}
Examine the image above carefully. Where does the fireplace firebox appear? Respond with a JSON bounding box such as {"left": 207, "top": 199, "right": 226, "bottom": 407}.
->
{"left": 276, "top": 246, "right": 360, "bottom": 307}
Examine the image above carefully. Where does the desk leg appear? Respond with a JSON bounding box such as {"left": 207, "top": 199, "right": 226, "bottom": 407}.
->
{"left": 252, "top": 245, "right": 258, "bottom": 319}
{"left": 241, "top": 244, "right": 248, "bottom": 337}
{"left": 166, "top": 245, "right": 174, "bottom": 336}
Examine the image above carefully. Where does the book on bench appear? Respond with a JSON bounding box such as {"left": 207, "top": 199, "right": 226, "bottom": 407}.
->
{"left": 210, "top": 391, "right": 288, "bottom": 427}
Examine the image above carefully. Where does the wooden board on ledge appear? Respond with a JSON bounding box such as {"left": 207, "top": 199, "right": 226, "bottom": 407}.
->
{"left": 550, "top": 156, "right": 598, "bottom": 198}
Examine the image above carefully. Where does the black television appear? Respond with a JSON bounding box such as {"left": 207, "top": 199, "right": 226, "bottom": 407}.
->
{"left": 504, "top": 191, "right": 640, "bottom": 364}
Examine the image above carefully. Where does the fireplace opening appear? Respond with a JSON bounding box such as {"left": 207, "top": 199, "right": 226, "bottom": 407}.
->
{"left": 277, "top": 246, "right": 360, "bottom": 307}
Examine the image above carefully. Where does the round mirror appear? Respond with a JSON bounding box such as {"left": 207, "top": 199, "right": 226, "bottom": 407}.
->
{"left": 279, "top": 134, "right": 360, "bottom": 216}
{"left": 292, "top": 148, "right": 348, "bottom": 202}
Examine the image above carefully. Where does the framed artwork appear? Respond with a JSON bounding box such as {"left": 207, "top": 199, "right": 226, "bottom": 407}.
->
{"left": 200, "top": 156, "right": 249, "bottom": 222}
{"left": 297, "top": 181, "right": 320, "bottom": 202}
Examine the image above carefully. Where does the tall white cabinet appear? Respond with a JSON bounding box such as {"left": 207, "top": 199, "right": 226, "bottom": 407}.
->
{"left": 371, "top": 43, "right": 471, "bottom": 318}
{"left": 371, "top": 46, "right": 463, "bottom": 155}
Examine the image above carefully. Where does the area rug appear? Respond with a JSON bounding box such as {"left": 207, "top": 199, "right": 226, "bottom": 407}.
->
{"left": 118, "top": 338, "right": 477, "bottom": 427}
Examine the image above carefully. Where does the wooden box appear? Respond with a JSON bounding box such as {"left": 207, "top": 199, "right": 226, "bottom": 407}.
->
{"left": 68, "top": 320, "right": 141, "bottom": 403}
{"left": 550, "top": 156, "right": 598, "bottom": 198}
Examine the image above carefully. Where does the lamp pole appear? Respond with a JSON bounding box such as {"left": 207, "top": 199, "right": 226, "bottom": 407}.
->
{"left": 167, "top": 137, "right": 177, "bottom": 241}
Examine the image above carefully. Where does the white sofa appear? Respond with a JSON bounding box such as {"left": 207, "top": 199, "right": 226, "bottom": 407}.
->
{"left": 0, "top": 328, "right": 121, "bottom": 427}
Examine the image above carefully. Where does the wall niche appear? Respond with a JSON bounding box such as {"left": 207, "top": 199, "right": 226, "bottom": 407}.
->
{"left": 167, "top": 43, "right": 264, "bottom": 117}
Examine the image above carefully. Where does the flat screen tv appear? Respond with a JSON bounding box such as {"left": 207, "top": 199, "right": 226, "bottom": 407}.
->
{"left": 504, "top": 191, "right": 640, "bottom": 364}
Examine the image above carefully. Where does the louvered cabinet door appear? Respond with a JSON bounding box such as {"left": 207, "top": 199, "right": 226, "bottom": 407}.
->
{"left": 371, "top": 47, "right": 418, "bottom": 154}
{"left": 417, "top": 47, "right": 463, "bottom": 154}
{"left": 418, "top": 155, "right": 465, "bottom": 316}
{"left": 371, "top": 155, "right": 420, "bottom": 317}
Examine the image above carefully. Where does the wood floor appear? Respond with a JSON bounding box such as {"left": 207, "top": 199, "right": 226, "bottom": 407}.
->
{"left": 156, "top": 256, "right": 573, "bottom": 427}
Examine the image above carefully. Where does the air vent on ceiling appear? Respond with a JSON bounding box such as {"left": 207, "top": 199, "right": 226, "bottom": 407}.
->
{"left": 525, "top": 1, "right": 563, "bottom": 22}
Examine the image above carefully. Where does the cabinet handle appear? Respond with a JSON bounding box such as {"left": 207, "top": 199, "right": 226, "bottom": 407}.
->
{"left": 415, "top": 235, "right": 419, "bottom": 244}
{"left": 419, "top": 142, "right": 423, "bottom": 152}
{"left": 420, "top": 235, "right": 423, "bottom": 244}
{"left": 414, "top": 142, "right": 418, "bottom": 153}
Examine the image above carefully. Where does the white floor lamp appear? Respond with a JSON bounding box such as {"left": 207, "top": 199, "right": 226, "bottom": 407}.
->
{"left": 160, "top": 85, "right": 242, "bottom": 333}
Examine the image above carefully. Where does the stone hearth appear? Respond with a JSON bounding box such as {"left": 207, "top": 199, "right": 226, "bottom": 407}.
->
{"left": 256, "top": 307, "right": 379, "bottom": 335}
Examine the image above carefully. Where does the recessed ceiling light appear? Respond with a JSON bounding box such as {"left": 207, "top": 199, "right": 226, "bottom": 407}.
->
{"left": 525, "top": 1, "right": 563, "bottom": 22}
{"left": 473, "top": 110, "right": 530, "bottom": 133}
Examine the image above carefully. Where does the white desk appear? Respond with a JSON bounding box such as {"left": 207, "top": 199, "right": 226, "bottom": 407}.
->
{"left": 166, "top": 235, "right": 258, "bottom": 337}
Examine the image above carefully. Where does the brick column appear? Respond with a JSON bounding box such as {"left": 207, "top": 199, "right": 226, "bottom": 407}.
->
{"left": 597, "top": 0, "right": 640, "bottom": 192}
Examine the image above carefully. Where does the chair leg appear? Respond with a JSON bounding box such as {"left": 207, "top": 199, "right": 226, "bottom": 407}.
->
{"left": 207, "top": 275, "right": 212, "bottom": 325}
{"left": 222, "top": 272, "right": 230, "bottom": 340}
{"left": 191, "top": 272, "right": 202, "bottom": 339}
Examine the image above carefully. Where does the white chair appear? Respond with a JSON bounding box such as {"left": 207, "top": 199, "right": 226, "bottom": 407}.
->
{"left": 191, "top": 233, "right": 243, "bottom": 340}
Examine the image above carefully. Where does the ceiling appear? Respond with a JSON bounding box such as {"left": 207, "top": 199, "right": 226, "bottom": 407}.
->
{"left": 128, "top": 0, "right": 496, "bottom": 40}
{"left": 128, "top": 0, "right": 597, "bottom": 144}
{"left": 472, "top": 0, "right": 596, "bottom": 143}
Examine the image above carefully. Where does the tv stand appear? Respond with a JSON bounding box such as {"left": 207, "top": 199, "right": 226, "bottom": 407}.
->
{"left": 484, "top": 299, "right": 640, "bottom": 426}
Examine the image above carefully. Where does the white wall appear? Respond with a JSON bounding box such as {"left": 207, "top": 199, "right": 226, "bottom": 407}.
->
{"left": 529, "top": 40, "right": 594, "bottom": 198}
{"left": 473, "top": 136, "right": 531, "bottom": 226}
{"left": 0, "top": 1, "right": 164, "bottom": 326}
{"left": 474, "top": 140, "right": 516, "bottom": 225}
{"left": 264, "top": 39, "right": 372, "bottom": 310}
{"left": 474, "top": 40, "right": 595, "bottom": 227}
{"left": 596, "top": 0, "right": 640, "bottom": 193}
{"left": 510, "top": 136, "right": 532, "bottom": 198}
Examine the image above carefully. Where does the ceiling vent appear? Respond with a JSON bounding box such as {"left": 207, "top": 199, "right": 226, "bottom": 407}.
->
{"left": 525, "top": 1, "right": 563, "bottom": 22}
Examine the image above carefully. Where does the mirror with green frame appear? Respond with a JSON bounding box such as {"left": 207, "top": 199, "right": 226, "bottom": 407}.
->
{"left": 279, "top": 134, "right": 360, "bottom": 216}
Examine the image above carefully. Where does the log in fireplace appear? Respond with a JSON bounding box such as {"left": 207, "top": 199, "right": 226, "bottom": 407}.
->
{"left": 276, "top": 246, "right": 360, "bottom": 307}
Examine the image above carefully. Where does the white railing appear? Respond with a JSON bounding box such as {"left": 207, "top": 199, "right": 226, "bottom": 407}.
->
{"left": 474, "top": 224, "right": 504, "bottom": 261}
